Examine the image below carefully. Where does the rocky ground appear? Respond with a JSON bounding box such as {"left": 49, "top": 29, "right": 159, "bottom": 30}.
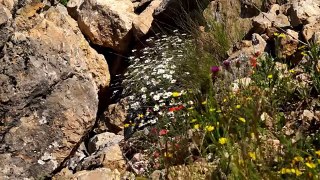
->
{"left": 0, "top": 0, "right": 319, "bottom": 179}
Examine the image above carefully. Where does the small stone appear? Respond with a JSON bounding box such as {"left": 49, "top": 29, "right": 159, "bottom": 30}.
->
{"left": 301, "top": 110, "right": 315, "bottom": 121}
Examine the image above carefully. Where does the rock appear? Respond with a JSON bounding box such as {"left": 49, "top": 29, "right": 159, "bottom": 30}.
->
{"left": 52, "top": 167, "right": 74, "bottom": 180}
{"left": 0, "top": 4, "right": 12, "bottom": 49}
{"left": 252, "top": 4, "right": 290, "bottom": 34}
{"left": 77, "top": 0, "right": 136, "bottom": 52}
{"left": 302, "top": 17, "right": 320, "bottom": 42}
{"left": 301, "top": 110, "right": 315, "bottom": 121}
{"left": 72, "top": 168, "right": 121, "bottom": 180}
{"left": 88, "top": 132, "right": 123, "bottom": 154}
{"left": 0, "top": 4, "right": 109, "bottom": 179}
{"left": 261, "top": 112, "right": 273, "bottom": 129}
{"left": 288, "top": 0, "right": 320, "bottom": 27}
{"left": 66, "top": 0, "right": 84, "bottom": 19}
{"left": 0, "top": 0, "right": 16, "bottom": 11}
{"left": 102, "top": 101, "right": 127, "bottom": 133}
{"left": 133, "top": 0, "right": 162, "bottom": 37}
{"left": 101, "top": 144, "right": 126, "bottom": 171}
{"left": 228, "top": 33, "right": 267, "bottom": 59}
{"left": 166, "top": 162, "right": 216, "bottom": 180}
{"left": 203, "top": 0, "right": 253, "bottom": 43}
{"left": 279, "top": 29, "right": 299, "bottom": 59}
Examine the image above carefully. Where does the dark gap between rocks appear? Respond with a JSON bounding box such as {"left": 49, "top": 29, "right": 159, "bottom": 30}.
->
{"left": 134, "top": 0, "right": 152, "bottom": 14}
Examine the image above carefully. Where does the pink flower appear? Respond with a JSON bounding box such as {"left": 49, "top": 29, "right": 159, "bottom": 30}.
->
{"left": 159, "top": 129, "right": 168, "bottom": 136}
{"left": 210, "top": 66, "right": 220, "bottom": 73}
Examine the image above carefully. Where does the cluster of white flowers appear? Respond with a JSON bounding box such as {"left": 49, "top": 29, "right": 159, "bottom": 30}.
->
{"left": 122, "top": 32, "right": 191, "bottom": 131}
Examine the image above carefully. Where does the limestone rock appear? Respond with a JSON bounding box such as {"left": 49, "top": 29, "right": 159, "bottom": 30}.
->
{"left": 101, "top": 144, "right": 126, "bottom": 171}
{"left": 252, "top": 4, "right": 290, "bottom": 34}
{"left": 0, "top": 0, "right": 16, "bottom": 11}
{"left": 228, "top": 33, "right": 267, "bottom": 59}
{"left": 301, "top": 110, "right": 315, "bottom": 121}
{"left": 0, "top": 4, "right": 109, "bottom": 179}
{"left": 289, "top": 0, "right": 320, "bottom": 27}
{"left": 0, "top": 4, "right": 12, "bottom": 49}
{"left": 66, "top": 0, "right": 84, "bottom": 19}
{"left": 302, "top": 17, "right": 320, "bottom": 42}
{"left": 203, "top": 0, "right": 253, "bottom": 42}
{"left": 88, "top": 132, "right": 123, "bottom": 154}
{"left": 279, "top": 29, "right": 299, "bottom": 59}
{"left": 133, "top": 0, "right": 162, "bottom": 37}
{"left": 103, "top": 101, "right": 127, "bottom": 133}
{"left": 77, "top": 0, "right": 136, "bottom": 52}
{"left": 72, "top": 168, "right": 121, "bottom": 180}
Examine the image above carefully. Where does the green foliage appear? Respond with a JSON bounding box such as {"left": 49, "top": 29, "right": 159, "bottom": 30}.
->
{"left": 60, "top": 0, "right": 68, "bottom": 6}
{"left": 122, "top": 4, "right": 320, "bottom": 179}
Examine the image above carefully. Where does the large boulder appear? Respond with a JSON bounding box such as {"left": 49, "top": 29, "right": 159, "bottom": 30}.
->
{"left": 133, "top": 0, "right": 162, "bottom": 37}
{"left": 0, "top": 4, "right": 12, "bottom": 49}
{"left": 76, "top": 0, "right": 136, "bottom": 53}
{"left": 288, "top": 0, "right": 320, "bottom": 27}
{"left": 0, "top": 3, "right": 110, "bottom": 179}
{"left": 302, "top": 16, "right": 320, "bottom": 42}
{"left": 252, "top": 4, "right": 290, "bottom": 34}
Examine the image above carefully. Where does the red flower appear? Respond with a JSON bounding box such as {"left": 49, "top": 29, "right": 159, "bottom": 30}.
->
{"left": 168, "top": 105, "right": 184, "bottom": 112}
{"left": 153, "top": 151, "right": 160, "bottom": 158}
{"left": 250, "top": 56, "right": 257, "bottom": 68}
{"left": 151, "top": 127, "right": 158, "bottom": 135}
{"left": 254, "top": 51, "right": 261, "bottom": 57}
{"left": 159, "top": 129, "right": 168, "bottom": 136}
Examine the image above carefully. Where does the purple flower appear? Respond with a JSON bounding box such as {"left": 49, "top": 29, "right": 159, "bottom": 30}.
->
{"left": 210, "top": 66, "right": 220, "bottom": 73}
{"left": 223, "top": 60, "right": 231, "bottom": 69}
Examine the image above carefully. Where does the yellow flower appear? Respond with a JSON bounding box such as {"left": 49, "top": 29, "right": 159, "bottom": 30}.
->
{"left": 301, "top": 51, "right": 308, "bottom": 56}
{"left": 238, "top": 117, "right": 246, "bottom": 123}
{"left": 164, "top": 152, "right": 173, "bottom": 158}
{"left": 209, "top": 108, "right": 215, "bottom": 112}
{"left": 223, "top": 98, "right": 227, "bottom": 102}
{"left": 193, "top": 124, "right": 200, "bottom": 129}
{"left": 172, "top": 92, "right": 181, "bottom": 97}
{"left": 295, "top": 169, "right": 302, "bottom": 176}
{"left": 202, "top": 100, "right": 207, "bottom": 105}
{"left": 280, "top": 168, "right": 291, "bottom": 174}
{"left": 274, "top": 32, "right": 279, "bottom": 36}
{"left": 267, "top": 74, "right": 273, "bottom": 79}
{"left": 236, "top": 105, "right": 241, "bottom": 109}
{"left": 124, "top": 123, "right": 130, "bottom": 128}
{"left": 137, "top": 114, "right": 144, "bottom": 119}
{"left": 278, "top": 33, "right": 286, "bottom": 38}
{"left": 294, "top": 156, "right": 304, "bottom": 162}
{"left": 205, "top": 125, "right": 214, "bottom": 132}
{"left": 219, "top": 137, "right": 227, "bottom": 145}
{"left": 191, "top": 119, "right": 197, "bottom": 123}
{"left": 305, "top": 162, "right": 316, "bottom": 168}
{"left": 216, "top": 109, "right": 222, "bottom": 113}
{"left": 250, "top": 132, "right": 255, "bottom": 139}
{"left": 248, "top": 152, "right": 256, "bottom": 160}
{"left": 289, "top": 69, "right": 295, "bottom": 73}
{"left": 315, "top": 150, "right": 320, "bottom": 156}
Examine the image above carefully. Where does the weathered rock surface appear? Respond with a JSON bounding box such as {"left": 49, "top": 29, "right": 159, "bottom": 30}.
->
{"left": 252, "top": 4, "right": 290, "bottom": 34}
{"left": 77, "top": 0, "right": 136, "bottom": 52}
{"left": 289, "top": 0, "right": 320, "bottom": 27}
{"left": 0, "top": 4, "right": 12, "bottom": 49}
{"left": 203, "top": 0, "right": 253, "bottom": 43}
{"left": 133, "top": 0, "right": 162, "bottom": 37}
{"left": 302, "top": 16, "right": 320, "bottom": 42}
{"left": 55, "top": 168, "right": 122, "bottom": 180}
{"left": 0, "top": 3, "right": 110, "bottom": 179}
{"left": 228, "top": 33, "right": 267, "bottom": 59}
